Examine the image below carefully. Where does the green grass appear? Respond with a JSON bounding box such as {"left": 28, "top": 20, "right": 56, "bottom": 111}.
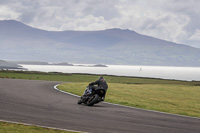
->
{"left": 1, "top": 70, "right": 200, "bottom": 85}
{"left": 0, "top": 70, "right": 98, "bottom": 82}
{"left": 58, "top": 82, "right": 200, "bottom": 118}
{"left": 0, "top": 121, "right": 78, "bottom": 133}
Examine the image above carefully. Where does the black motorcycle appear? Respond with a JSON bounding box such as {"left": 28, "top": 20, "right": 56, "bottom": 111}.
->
{"left": 77, "top": 85, "right": 106, "bottom": 106}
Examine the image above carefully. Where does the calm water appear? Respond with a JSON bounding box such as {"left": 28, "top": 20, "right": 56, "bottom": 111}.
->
{"left": 21, "top": 64, "right": 200, "bottom": 81}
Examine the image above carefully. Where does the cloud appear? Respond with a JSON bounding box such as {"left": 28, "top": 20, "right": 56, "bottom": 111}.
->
{"left": 189, "top": 29, "right": 200, "bottom": 40}
{"left": 0, "top": 5, "right": 21, "bottom": 20}
{"left": 0, "top": 0, "right": 200, "bottom": 47}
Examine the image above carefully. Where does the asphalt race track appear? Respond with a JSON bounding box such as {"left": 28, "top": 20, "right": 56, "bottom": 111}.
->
{"left": 0, "top": 79, "right": 200, "bottom": 133}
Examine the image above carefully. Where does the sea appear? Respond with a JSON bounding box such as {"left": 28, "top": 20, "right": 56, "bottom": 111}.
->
{"left": 20, "top": 64, "right": 200, "bottom": 81}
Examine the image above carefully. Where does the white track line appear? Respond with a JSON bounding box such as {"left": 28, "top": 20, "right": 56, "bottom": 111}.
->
{"left": 54, "top": 84, "right": 200, "bottom": 120}
{"left": 54, "top": 84, "right": 80, "bottom": 97}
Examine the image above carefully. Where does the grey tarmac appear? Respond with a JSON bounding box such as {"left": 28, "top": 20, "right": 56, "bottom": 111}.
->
{"left": 0, "top": 79, "right": 200, "bottom": 133}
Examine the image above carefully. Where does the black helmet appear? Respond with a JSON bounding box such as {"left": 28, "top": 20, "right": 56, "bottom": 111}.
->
{"left": 99, "top": 77, "right": 104, "bottom": 80}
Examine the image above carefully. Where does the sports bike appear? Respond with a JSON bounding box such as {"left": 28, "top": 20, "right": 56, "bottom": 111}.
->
{"left": 77, "top": 85, "right": 106, "bottom": 106}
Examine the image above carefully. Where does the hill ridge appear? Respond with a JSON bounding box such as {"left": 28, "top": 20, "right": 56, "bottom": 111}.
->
{"left": 1, "top": 20, "right": 200, "bottom": 66}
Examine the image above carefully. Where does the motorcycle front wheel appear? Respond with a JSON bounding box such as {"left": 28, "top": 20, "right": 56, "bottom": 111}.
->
{"left": 77, "top": 98, "right": 83, "bottom": 104}
{"left": 86, "top": 94, "right": 99, "bottom": 106}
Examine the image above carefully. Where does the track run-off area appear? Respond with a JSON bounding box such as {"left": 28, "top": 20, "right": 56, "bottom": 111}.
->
{"left": 0, "top": 79, "right": 200, "bottom": 133}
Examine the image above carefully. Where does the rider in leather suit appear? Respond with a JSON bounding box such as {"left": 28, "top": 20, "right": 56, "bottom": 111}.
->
{"left": 82, "top": 77, "right": 108, "bottom": 101}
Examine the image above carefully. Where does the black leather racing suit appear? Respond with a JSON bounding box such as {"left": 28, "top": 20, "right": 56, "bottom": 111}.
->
{"left": 89, "top": 79, "right": 108, "bottom": 92}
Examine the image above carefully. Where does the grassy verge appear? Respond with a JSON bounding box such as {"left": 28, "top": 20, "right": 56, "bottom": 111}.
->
{"left": 1, "top": 70, "right": 200, "bottom": 85}
{"left": 0, "top": 121, "right": 78, "bottom": 133}
{"left": 58, "top": 82, "right": 200, "bottom": 118}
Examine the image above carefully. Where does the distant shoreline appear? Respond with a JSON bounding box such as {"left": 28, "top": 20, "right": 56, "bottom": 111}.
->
{"left": 18, "top": 63, "right": 108, "bottom": 67}
{"left": 0, "top": 66, "right": 25, "bottom": 70}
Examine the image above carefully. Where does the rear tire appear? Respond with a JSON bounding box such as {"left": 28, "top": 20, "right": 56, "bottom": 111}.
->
{"left": 86, "top": 94, "right": 99, "bottom": 106}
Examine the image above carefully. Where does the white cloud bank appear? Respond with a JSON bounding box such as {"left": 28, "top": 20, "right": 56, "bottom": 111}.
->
{"left": 0, "top": 0, "right": 200, "bottom": 48}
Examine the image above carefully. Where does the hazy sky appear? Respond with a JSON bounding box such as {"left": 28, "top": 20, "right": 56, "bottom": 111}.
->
{"left": 0, "top": 0, "right": 200, "bottom": 48}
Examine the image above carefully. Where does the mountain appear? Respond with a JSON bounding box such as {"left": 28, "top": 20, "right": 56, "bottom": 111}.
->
{"left": 0, "top": 60, "right": 21, "bottom": 69}
{"left": 8, "top": 61, "right": 49, "bottom": 65}
{"left": 1, "top": 20, "right": 200, "bottom": 66}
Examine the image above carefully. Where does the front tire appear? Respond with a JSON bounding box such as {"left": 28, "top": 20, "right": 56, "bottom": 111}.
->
{"left": 77, "top": 98, "right": 83, "bottom": 104}
{"left": 86, "top": 94, "right": 99, "bottom": 106}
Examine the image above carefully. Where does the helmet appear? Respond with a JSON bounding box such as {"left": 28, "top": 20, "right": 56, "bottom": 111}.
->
{"left": 99, "top": 77, "right": 104, "bottom": 80}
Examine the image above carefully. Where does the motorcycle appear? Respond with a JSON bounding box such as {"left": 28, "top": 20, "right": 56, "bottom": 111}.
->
{"left": 77, "top": 85, "right": 106, "bottom": 106}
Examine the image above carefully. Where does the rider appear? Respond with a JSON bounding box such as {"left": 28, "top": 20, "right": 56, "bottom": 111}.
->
{"left": 82, "top": 77, "right": 108, "bottom": 101}
{"left": 89, "top": 77, "right": 108, "bottom": 92}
